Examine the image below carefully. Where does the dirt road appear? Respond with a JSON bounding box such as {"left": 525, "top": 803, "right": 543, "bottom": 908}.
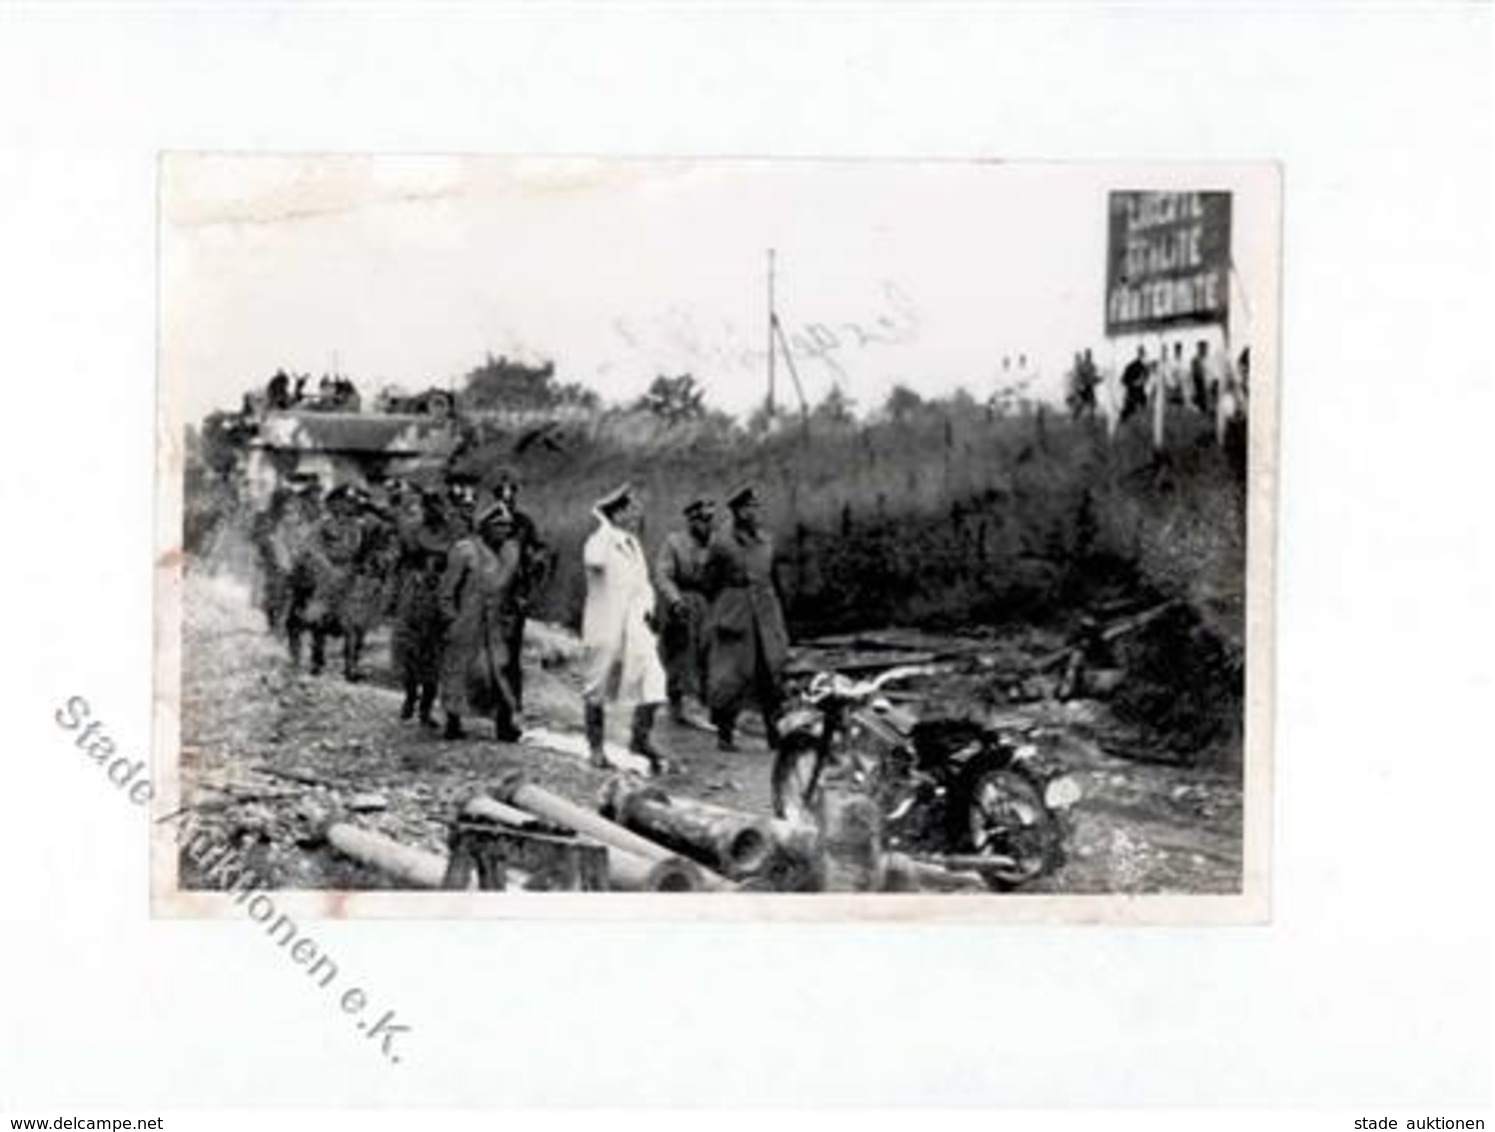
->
{"left": 177, "top": 569, "right": 1243, "bottom": 894}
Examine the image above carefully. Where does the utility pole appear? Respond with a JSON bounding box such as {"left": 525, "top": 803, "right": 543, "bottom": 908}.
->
{"left": 765, "top": 247, "right": 810, "bottom": 428}
{"left": 766, "top": 247, "right": 777, "bottom": 418}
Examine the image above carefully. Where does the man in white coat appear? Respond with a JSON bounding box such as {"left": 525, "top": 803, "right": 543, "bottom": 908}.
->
{"left": 581, "top": 483, "right": 671, "bottom": 774}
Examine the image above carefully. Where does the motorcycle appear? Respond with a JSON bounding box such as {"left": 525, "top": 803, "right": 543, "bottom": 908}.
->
{"left": 771, "top": 664, "right": 1082, "bottom": 890}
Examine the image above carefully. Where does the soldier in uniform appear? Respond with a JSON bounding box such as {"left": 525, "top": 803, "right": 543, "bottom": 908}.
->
{"left": 491, "top": 470, "right": 550, "bottom": 722}
{"left": 437, "top": 498, "right": 522, "bottom": 741}
{"left": 249, "top": 487, "right": 294, "bottom": 632}
{"left": 701, "top": 485, "right": 790, "bottom": 752}
{"left": 391, "top": 487, "right": 457, "bottom": 727}
{"left": 655, "top": 497, "right": 716, "bottom": 724}
{"left": 301, "top": 484, "right": 364, "bottom": 677}
{"left": 445, "top": 470, "right": 478, "bottom": 538}
{"left": 282, "top": 479, "right": 324, "bottom": 669}
{"left": 340, "top": 486, "right": 400, "bottom": 682}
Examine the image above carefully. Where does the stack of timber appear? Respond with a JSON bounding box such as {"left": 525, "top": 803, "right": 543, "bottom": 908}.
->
{"left": 489, "top": 774, "right": 737, "bottom": 892}
{"left": 461, "top": 793, "right": 704, "bottom": 892}
{"left": 320, "top": 774, "right": 1006, "bottom": 896}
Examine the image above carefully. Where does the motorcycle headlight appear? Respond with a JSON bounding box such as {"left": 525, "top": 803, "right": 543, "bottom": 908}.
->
{"left": 1043, "top": 775, "right": 1082, "bottom": 810}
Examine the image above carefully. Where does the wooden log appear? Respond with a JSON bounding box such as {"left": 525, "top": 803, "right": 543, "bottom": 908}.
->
{"left": 463, "top": 794, "right": 563, "bottom": 833}
{"left": 463, "top": 796, "right": 702, "bottom": 892}
{"left": 605, "top": 847, "right": 705, "bottom": 892}
{"left": 180, "top": 786, "right": 302, "bottom": 812}
{"left": 600, "top": 781, "right": 775, "bottom": 878}
{"left": 253, "top": 764, "right": 348, "bottom": 790}
{"left": 1099, "top": 599, "right": 1179, "bottom": 642}
{"left": 493, "top": 775, "right": 736, "bottom": 892}
{"left": 784, "top": 649, "right": 939, "bottom": 679}
{"left": 326, "top": 823, "right": 494, "bottom": 890}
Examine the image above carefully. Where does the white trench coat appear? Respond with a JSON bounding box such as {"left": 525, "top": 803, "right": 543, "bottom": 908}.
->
{"left": 580, "top": 510, "right": 667, "bottom": 706}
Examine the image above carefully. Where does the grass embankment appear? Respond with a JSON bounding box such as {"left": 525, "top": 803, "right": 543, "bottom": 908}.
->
{"left": 490, "top": 406, "right": 1245, "bottom": 642}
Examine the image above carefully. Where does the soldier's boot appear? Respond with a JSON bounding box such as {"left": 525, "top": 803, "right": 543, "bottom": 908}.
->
{"left": 343, "top": 634, "right": 363, "bottom": 683}
{"left": 505, "top": 656, "right": 525, "bottom": 714}
{"left": 288, "top": 626, "right": 303, "bottom": 670}
{"left": 399, "top": 678, "right": 418, "bottom": 721}
{"left": 309, "top": 633, "right": 326, "bottom": 676}
{"left": 444, "top": 711, "right": 465, "bottom": 741}
{"left": 763, "top": 710, "right": 782, "bottom": 753}
{"left": 714, "top": 710, "right": 738, "bottom": 753}
{"left": 630, "top": 704, "right": 672, "bottom": 776}
{"left": 585, "top": 702, "right": 609, "bottom": 770}
{"left": 493, "top": 702, "right": 523, "bottom": 744}
{"left": 417, "top": 684, "right": 438, "bottom": 728}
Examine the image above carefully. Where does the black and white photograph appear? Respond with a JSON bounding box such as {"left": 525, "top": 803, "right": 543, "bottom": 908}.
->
{"left": 156, "top": 156, "right": 1277, "bottom": 915}
{"left": 5, "top": 1, "right": 1492, "bottom": 1119}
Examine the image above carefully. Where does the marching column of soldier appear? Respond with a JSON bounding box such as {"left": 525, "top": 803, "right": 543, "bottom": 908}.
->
{"left": 250, "top": 472, "right": 788, "bottom": 777}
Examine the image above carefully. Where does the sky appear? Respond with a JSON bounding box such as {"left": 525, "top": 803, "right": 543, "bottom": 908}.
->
{"left": 162, "top": 156, "right": 1278, "bottom": 425}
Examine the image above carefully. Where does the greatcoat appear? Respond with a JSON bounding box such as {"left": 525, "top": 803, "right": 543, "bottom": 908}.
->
{"left": 438, "top": 533, "right": 520, "bottom": 718}
{"left": 701, "top": 523, "right": 789, "bottom": 715}
{"left": 391, "top": 517, "right": 456, "bottom": 687}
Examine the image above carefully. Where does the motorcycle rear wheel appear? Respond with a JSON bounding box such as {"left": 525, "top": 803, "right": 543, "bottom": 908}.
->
{"left": 964, "top": 766, "right": 1064, "bottom": 891}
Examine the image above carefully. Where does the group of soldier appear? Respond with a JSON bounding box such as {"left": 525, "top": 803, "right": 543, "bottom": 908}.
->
{"left": 260, "top": 369, "right": 364, "bottom": 413}
{"left": 250, "top": 471, "right": 544, "bottom": 740}
{"left": 249, "top": 471, "right": 789, "bottom": 777}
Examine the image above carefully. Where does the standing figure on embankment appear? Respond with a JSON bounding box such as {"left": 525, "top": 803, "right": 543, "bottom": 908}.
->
{"left": 580, "top": 483, "right": 671, "bottom": 776}
{"left": 437, "top": 499, "right": 522, "bottom": 742}
{"left": 654, "top": 497, "right": 716, "bottom": 725}
{"left": 1120, "top": 345, "right": 1151, "bottom": 422}
{"left": 701, "top": 484, "right": 790, "bottom": 753}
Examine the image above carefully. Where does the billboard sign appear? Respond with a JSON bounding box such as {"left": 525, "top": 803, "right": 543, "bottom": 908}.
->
{"left": 1106, "top": 191, "right": 1232, "bottom": 335}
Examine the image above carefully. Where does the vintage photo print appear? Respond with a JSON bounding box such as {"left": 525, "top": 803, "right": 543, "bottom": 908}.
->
{"left": 154, "top": 155, "right": 1279, "bottom": 921}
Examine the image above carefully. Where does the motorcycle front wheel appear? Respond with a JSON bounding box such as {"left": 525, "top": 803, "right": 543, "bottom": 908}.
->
{"left": 963, "top": 766, "right": 1065, "bottom": 891}
{"left": 771, "top": 735, "right": 823, "bottom": 823}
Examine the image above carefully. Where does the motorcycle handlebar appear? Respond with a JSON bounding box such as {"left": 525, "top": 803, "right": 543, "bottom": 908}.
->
{"left": 803, "top": 663, "right": 940, "bottom": 706}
